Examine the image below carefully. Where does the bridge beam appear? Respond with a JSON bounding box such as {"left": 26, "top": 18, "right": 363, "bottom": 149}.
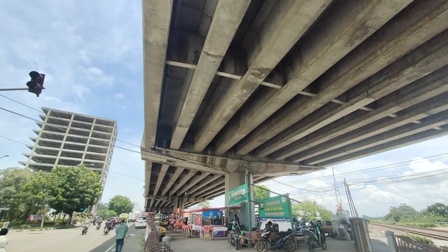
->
{"left": 289, "top": 78, "right": 448, "bottom": 162}
{"left": 142, "top": 0, "right": 173, "bottom": 148}
{"left": 170, "top": 0, "right": 251, "bottom": 149}
{"left": 256, "top": 28, "right": 448, "bottom": 158}
{"left": 236, "top": 0, "right": 447, "bottom": 155}
{"left": 193, "top": 0, "right": 331, "bottom": 152}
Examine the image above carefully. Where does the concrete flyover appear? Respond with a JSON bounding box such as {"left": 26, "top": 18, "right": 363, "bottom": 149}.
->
{"left": 141, "top": 0, "right": 448, "bottom": 213}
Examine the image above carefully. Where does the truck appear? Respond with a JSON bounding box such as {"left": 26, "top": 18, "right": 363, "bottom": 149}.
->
{"left": 128, "top": 212, "right": 137, "bottom": 223}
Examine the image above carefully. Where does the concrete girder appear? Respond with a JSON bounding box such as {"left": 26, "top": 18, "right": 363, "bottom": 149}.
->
{"left": 146, "top": 195, "right": 208, "bottom": 203}
{"left": 319, "top": 123, "right": 448, "bottom": 167}
{"left": 175, "top": 172, "right": 211, "bottom": 196}
{"left": 141, "top": 147, "right": 227, "bottom": 175}
{"left": 170, "top": 0, "right": 251, "bottom": 149}
{"left": 280, "top": 65, "right": 448, "bottom": 161}
{"left": 191, "top": 180, "right": 224, "bottom": 197}
{"left": 142, "top": 0, "right": 173, "bottom": 148}
{"left": 165, "top": 60, "right": 281, "bottom": 89}
{"left": 169, "top": 170, "right": 197, "bottom": 196}
{"left": 180, "top": 174, "right": 223, "bottom": 197}
{"left": 295, "top": 94, "right": 448, "bottom": 163}
{"left": 150, "top": 147, "right": 320, "bottom": 175}
{"left": 202, "top": 187, "right": 225, "bottom": 200}
{"left": 236, "top": 0, "right": 448, "bottom": 155}
{"left": 308, "top": 111, "right": 448, "bottom": 164}
{"left": 161, "top": 167, "right": 184, "bottom": 196}
{"left": 193, "top": 0, "right": 332, "bottom": 152}
{"left": 144, "top": 161, "right": 152, "bottom": 208}
{"left": 153, "top": 164, "right": 169, "bottom": 196}
{"left": 255, "top": 27, "right": 448, "bottom": 157}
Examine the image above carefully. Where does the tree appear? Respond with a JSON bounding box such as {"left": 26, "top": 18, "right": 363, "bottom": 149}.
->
{"left": 0, "top": 167, "right": 33, "bottom": 220}
{"left": 384, "top": 203, "right": 417, "bottom": 222}
{"left": 21, "top": 171, "right": 57, "bottom": 227}
{"left": 424, "top": 202, "right": 448, "bottom": 219}
{"left": 109, "top": 195, "right": 133, "bottom": 215}
{"left": 97, "top": 207, "right": 117, "bottom": 220}
{"left": 198, "top": 201, "right": 211, "bottom": 208}
{"left": 253, "top": 185, "right": 270, "bottom": 203}
{"left": 291, "top": 200, "right": 333, "bottom": 221}
{"left": 48, "top": 166, "right": 102, "bottom": 222}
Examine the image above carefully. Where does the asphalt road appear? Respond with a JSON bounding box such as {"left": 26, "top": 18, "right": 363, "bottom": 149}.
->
{"left": 6, "top": 223, "right": 145, "bottom": 252}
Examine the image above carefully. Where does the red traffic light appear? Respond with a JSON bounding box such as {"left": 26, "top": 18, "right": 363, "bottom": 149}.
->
{"left": 26, "top": 71, "right": 45, "bottom": 97}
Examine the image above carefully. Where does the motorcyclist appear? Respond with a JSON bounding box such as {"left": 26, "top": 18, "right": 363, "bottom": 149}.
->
{"left": 82, "top": 220, "right": 90, "bottom": 235}
{"left": 104, "top": 218, "right": 113, "bottom": 233}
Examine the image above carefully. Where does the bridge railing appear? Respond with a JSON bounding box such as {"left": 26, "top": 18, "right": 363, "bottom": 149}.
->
{"left": 386, "top": 231, "right": 448, "bottom": 252}
{"left": 144, "top": 220, "right": 174, "bottom": 252}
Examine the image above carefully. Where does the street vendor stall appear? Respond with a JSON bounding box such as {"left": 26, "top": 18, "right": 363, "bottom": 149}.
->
{"left": 181, "top": 207, "right": 234, "bottom": 239}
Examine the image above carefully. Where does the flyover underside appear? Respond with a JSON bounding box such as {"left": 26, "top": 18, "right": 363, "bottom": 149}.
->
{"left": 142, "top": 0, "right": 448, "bottom": 211}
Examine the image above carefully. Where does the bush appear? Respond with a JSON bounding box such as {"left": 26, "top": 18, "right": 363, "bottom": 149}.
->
{"left": 409, "top": 235, "right": 434, "bottom": 245}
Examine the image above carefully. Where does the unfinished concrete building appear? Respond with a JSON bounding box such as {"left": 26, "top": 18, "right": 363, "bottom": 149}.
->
{"left": 20, "top": 107, "right": 117, "bottom": 187}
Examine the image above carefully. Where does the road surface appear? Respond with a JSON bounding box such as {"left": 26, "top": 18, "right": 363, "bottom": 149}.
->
{"left": 6, "top": 223, "right": 145, "bottom": 252}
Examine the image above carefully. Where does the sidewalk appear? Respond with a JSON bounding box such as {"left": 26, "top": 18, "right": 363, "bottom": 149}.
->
{"left": 165, "top": 230, "right": 391, "bottom": 252}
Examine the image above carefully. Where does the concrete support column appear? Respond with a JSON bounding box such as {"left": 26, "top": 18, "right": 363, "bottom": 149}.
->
{"left": 172, "top": 200, "right": 179, "bottom": 218}
{"left": 224, "top": 172, "right": 245, "bottom": 206}
{"left": 385, "top": 231, "right": 398, "bottom": 252}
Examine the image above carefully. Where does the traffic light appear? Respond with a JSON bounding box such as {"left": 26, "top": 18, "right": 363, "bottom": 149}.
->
{"left": 26, "top": 71, "right": 45, "bottom": 97}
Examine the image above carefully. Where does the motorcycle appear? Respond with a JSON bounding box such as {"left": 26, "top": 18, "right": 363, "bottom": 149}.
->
{"left": 228, "top": 220, "right": 243, "bottom": 250}
{"left": 256, "top": 223, "right": 295, "bottom": 252}
{"left": 81, "top": 226, "right": 88, "bottom": 235}
{"left": 96, "top": 222, "right": 101, "bottom": 230}
{"left": 305, "top": 221, "right": 327, "bottom": 252}
{"left": 104, "top": 226, "right": 112, "bottom": 235}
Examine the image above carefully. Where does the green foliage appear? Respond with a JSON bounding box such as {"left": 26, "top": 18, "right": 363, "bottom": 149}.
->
{"left": 423, "top": 202, "right": 448, "bottom": 218}
{"left": 20, "top": 171, "right": 57, "bottom": 223}
{"left": 253, "top": 185, "right": 270, "bottom": 203}
{"left": 384, "top": 204, "right": 417, "bottom": 222}
{"left": 292, "top": 200, "right": 333, "bottom": 221}
{"left": 409, "top": 235, "right": 434, "bottom": 245}
{"left": 109, "top": 195, "right": 133, "bottom": 215}
{"left": 198, "top": 201, "right": 211, "bottom": 208}
{"left": 97, "top": 208, "right": 117, "bottom": 219}
{"left": 48, "top": 166, "right": 102, "bottom": 217}
{"left": 0, "top": 167, "right": 33, "bottom": 220}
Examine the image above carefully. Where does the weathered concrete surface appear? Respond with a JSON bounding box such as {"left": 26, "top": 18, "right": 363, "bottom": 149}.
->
{"left": 193, "top": 0, "right": 331, "bottom": 152}
{"left": 237, "top": 1, "right": 448, "bottom": 156}
{"left": 142, "top": 0, "right": 173, "bottom": 148}
{"left": 234, "top": 0, "right": 412, "bottom": 155}
{"left": 259, "top": 27, "right": 448, "bottom": 158}
{"left": 170, "top": 0, "right": 250, "bottom": 149}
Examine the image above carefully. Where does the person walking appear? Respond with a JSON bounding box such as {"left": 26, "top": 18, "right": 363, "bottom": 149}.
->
{"left": 115, "top": 218, "right": 129, "bottom": 252}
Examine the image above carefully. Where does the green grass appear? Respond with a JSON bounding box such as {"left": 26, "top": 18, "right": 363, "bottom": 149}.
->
{"left": 409, "top": 235, "right": 434, "bottom": 245}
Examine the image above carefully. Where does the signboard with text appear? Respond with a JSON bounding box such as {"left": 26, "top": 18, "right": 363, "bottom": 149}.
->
{"left": 227, "top": 183, "right": 249, "bottom": 206}
{"left": 259, "top": 195, "right": 292, "bottom": 219}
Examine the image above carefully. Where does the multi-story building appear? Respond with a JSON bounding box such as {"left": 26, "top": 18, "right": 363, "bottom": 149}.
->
{"left": 20, "top": 107, "right": 117, "bottom": 190}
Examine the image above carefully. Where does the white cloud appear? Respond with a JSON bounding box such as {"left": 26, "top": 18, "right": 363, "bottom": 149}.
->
{"left": 72, "top": 84, "right": 90, "bottom": 100}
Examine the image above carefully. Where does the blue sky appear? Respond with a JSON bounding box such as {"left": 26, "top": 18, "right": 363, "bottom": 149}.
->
{"left": 1, "top": 1, "right": 447, "bottom": 217}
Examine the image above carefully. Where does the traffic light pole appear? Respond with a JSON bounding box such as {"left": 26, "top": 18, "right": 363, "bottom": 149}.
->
{"left": 0, "top": 87, "right": 29, "bottom": 91}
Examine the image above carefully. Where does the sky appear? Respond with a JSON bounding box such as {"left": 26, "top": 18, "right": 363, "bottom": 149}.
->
{"left": 1, "top": 1, "right": 448, "bottom": 217}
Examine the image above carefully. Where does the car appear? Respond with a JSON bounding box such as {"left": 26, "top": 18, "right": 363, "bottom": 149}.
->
{"left": 135, "top": 217, "right": 147, "bottom": 229}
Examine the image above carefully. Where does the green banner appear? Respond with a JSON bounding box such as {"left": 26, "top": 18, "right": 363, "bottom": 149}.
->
{"left": 259, "top": 195, "right": 292, "bottom": 219}
{"left": 227, "top": 183, "right": 248, "bottom": 206}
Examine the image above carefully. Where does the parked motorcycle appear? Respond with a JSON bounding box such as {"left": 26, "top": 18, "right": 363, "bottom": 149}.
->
{"left": 96, "top": 222, "right": 101, "bottom": 230}
{"left": 256, "top": 222, "right": 295, "bottom": 252}
{"left": 305, "top": 221, "right": 327, "bottom": 252}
